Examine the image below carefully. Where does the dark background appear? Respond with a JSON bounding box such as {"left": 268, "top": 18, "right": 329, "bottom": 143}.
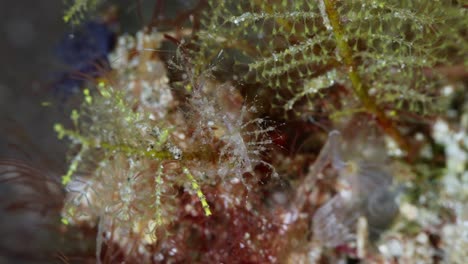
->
{"left": 0, "top": 0, "right": 67, "bottom": 160}
{"left": 0, "top": 2, "right": 87, "bottom": 262}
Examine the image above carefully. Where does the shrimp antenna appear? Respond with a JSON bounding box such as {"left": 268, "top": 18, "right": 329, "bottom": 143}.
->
{"left": 307, "top": 116, "right": 330, "bottom": 133}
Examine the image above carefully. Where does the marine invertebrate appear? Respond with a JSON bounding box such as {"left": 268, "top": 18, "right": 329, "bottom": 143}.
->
{"left": 52, "top": 26, "right": 280, "bottom": 262}
{"left": 29, "top": 0, "right": 464, "bottom": 262}
{"left": 188, "top": 82, "right": 277, "bottom": 182}
{"left": 192, "top": 0, "right": 467, "bottom": 151}
{"left": 55, "top": 83, "right": 189, "bottom": 260}
{"left": 63, "top": 0, "right": 104, "bottom": 24}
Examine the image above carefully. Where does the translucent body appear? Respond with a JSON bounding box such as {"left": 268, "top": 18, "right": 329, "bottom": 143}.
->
{"left": 300, "top": 131, "right": 399, "bottom": 247}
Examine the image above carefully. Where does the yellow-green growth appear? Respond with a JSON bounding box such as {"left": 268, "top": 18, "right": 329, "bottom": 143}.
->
{"left": 61, "top": 207, "right": 76, "bottom": 225}
{"left": 321, "top": 0, "right": 407, "bottom": 151}
{"left": 55, "top": 123, "right": 88, "bottom": 185}
{"left": 55, "top": 85, "right": 175, "bottom": 190}
{"left": 153, "top": 165, "right": 164, "bottom": 226}
{"left": 61, "top": 217, "right": 69, "bottom": 225}
{"left": 71, "top": 109, "right": 80, "bottom": 127}
{"left": 183, "top": 167, "right": 212, "bottom": 216}
{"left": 63, "top": 0, "right": 102, "bottom": 24}
{"left": 54, "top": 123, "right": 66, "bottom": 140}
{"left": 83, "top": 88, "right": 93, "bottom": 105}
{"left": 194, "top": 0, "right": 467, "bottom": 115}
{"left": 61, "top": 148, "right": 86, "bottom": 185}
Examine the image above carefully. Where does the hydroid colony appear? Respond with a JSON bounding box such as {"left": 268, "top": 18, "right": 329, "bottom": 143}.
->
{"left": 48, "top": 0, "right": 468, "bottom": 262}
